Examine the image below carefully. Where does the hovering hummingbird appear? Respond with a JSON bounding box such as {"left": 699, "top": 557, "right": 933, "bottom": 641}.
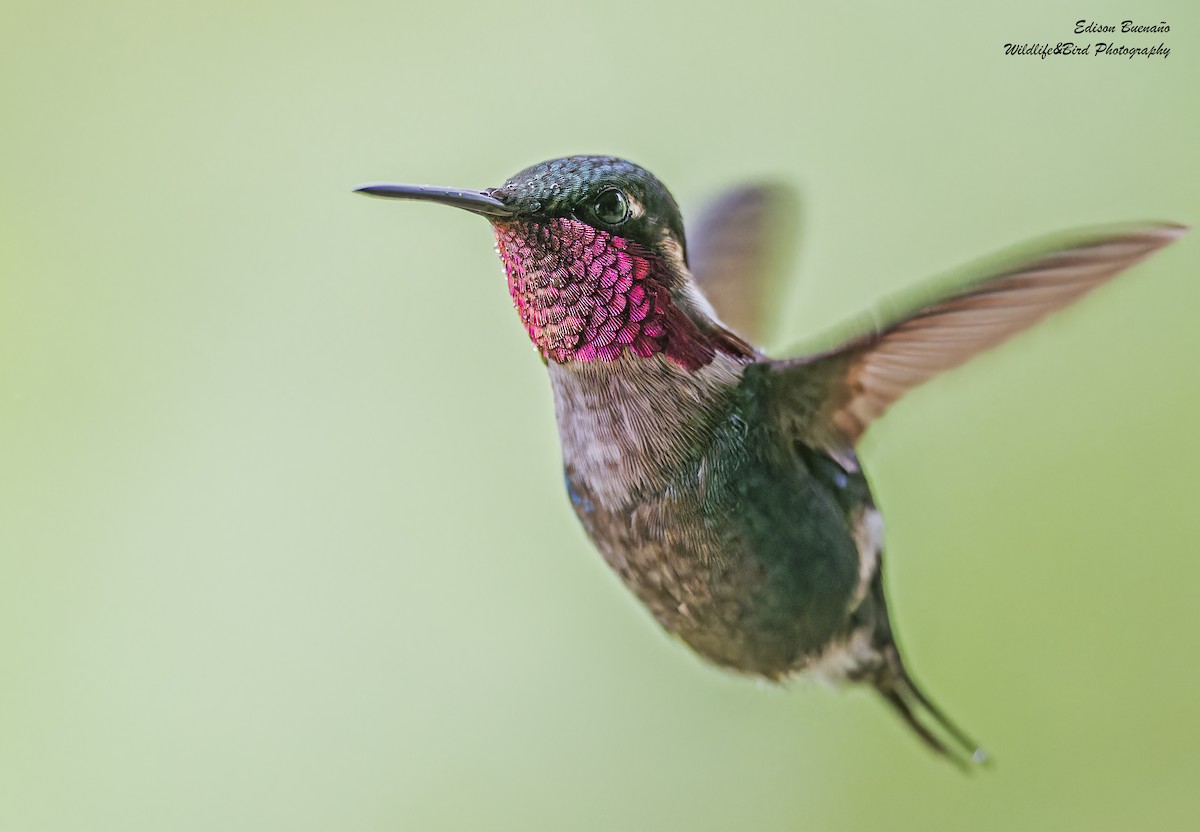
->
{"left": 356, "top": 156, "right": 1184, "bottom": 766}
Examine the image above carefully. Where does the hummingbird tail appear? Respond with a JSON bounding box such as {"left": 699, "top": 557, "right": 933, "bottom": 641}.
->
{"left": 873, "top": 645, "right": 990, "bottom": 770}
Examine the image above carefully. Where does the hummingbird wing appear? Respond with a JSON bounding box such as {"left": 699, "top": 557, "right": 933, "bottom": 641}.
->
{"left": 686, "top": 184, "right": 801, "bottom": 347}
{"left": 768, "top": 224, "right": 1187, "bottom": 449}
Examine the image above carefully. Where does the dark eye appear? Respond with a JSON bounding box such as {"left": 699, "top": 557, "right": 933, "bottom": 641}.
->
{"left": 591, "top": 187, "right": 630, "bottom": 225}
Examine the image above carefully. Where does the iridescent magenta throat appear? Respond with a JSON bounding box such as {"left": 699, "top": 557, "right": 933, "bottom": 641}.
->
{"left": 493, "top": 218, "right": 722, "bottom": 371}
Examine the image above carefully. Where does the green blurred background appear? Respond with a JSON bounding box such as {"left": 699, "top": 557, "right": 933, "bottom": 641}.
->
{"left": 2, "top": 1, "right": 1197, "bottom": 829}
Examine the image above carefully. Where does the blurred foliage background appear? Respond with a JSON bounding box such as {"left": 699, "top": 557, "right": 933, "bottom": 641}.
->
{"left": 1, "top": 1, "right": 1197, "bottom": 829}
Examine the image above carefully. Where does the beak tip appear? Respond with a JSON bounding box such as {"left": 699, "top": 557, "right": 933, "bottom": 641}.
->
{"left": 353, "top": 183, "right": 390, "bottom": 197}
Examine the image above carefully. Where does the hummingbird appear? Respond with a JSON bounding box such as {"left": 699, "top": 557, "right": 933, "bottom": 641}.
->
{"left": 356, "top": 156, "right": 1185, "bottom": 766}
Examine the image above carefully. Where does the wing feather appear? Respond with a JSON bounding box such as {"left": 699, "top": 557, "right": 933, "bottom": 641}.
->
{"left": 770, "top": 224, "right": 1187, "bottom": 447}
{"left": 687, "top": 185, "right": 800, "bottom": 346}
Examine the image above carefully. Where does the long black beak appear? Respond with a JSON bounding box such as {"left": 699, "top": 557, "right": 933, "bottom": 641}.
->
{"left": 354, "top": 182, "right": 514, "bottom": 218}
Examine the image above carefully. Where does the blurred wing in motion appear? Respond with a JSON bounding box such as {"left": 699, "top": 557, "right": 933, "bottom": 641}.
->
{"left": 770, "top": 223, "right": 1188, "bottom": 449}
{"left": 687, "top": 184, "right": 801, "bottom": 346}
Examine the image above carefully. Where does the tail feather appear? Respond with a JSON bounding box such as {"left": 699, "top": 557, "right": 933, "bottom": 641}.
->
{"left": 875, "top": 645, "right": 990, "bottom": 770}
{"left": 855, "top": 567, "right": 989, "bottom": 769}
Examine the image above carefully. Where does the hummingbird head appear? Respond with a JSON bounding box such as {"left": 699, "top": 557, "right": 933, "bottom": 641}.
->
{"left": 357, "top": 155, "right": 754, "bottom": 370}
{"left": 488, "top": 155, "right": 689, "bottom": 259}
